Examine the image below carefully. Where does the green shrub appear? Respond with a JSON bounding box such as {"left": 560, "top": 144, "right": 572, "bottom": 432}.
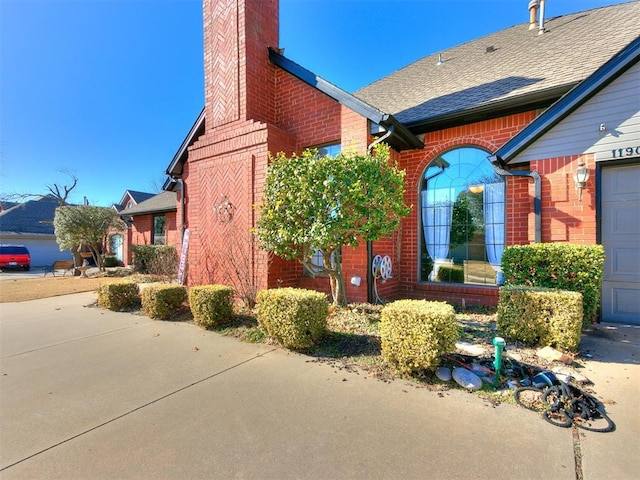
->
{"left": 501, "top": 243, "right": 605, "bottom": 326}
{"left": 188, "top": 284, "right": 234, "bottom": 329}
{"left": 141, "top": 284, "right": 187, "bottom": 320}
{"left": 497, "top": 286, "right": 583, "bottom": 351}
{"left": 256, "top": 288, "right": 328, "bottom": 350}
{"left": 437, "top": 265, "right": 464, "bottom": 283}
{"left": 380, "top": 300, "right": 459, "bottom": 375}
{"left": 102, "top": 254, "right": 119, "bottom": 268}
{"left": 97, "top": 282, "right": 139, "bottom": 311}
{"left": 131, "top": 245, "right": 178, "bottom": 277}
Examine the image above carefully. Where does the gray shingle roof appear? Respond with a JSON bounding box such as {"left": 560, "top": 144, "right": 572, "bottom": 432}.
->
{"left": 0, "top": 196, "right": 60, "bottom": 235}
{"left": 355, "top": 2, "right": 640, "bottom": 130}
{"left": 118, "top": 190, "right": 155, "bottom": 209}
{"left": 121, "top": 191, "right": 177, "bottom": 216}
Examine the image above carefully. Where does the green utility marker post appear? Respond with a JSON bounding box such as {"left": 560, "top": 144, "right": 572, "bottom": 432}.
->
{"left": 493, "top": 337, "right": 506, "bottom": 387}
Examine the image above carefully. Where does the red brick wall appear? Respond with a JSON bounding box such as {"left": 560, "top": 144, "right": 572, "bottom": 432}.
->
{"left": 532, "top": 154, "right": 596, "bottom": 244}
{"left": 130, "top": 215, "right": 153, "bottom": 248}
{"left": 274, "top": 69, "right": 341, "bottom": 151}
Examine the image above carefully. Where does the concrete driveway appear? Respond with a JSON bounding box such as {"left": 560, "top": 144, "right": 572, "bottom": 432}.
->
{"left": 0, "top": 292, "right": 638, "bottom": 479}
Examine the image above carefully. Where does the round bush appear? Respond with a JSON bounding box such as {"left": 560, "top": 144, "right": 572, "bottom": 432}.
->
{"left": 380, "top": 300, "right": 458, "bottom": 375}
{"left": 96, "top": 281, "right": 140, "bottom": 311}
{"left": 256, "top": 288, "right": 328, "bottom": 350}
{"left": 141, "top": 284, "right": 187, "bottom": 320}
{"left": 188, "top": 285, "right": 234, "bottom": 329}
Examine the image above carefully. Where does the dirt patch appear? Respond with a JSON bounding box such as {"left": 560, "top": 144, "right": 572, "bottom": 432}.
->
{"left": 0, "top": 276, "right": 123, "bottom": 303}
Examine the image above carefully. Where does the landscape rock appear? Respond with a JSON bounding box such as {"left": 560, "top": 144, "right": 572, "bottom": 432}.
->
{"left": 551, "top": 366, "right": 591, "bottom": 384}
{"left": 452, "top": 368, "right": 483, "bottom": 391}
{"left": 456, "top": 341, "right": 486, "bottom": 356}
{"left": 435, "top": 366, "right": 452, "bottom": 382}
{"left": 536, "top": 346, "right": 573, "bottom": 364}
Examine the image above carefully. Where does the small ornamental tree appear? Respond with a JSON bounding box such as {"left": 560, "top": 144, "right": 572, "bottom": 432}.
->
{"left": 54, "top": 205, "right": 127, "bottom": 271}
{"left": 255, "top": 144, "right": 410, "bottom": 306}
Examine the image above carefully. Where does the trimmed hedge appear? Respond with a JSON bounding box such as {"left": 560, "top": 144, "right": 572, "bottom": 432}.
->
{"left": 141, "top": 284, "right": 187, "bottom": 320}
{"left": 502, "top": 243, "right": 605, "bottom": 326}
{"left": 380, "top": 300, "right": 459, "bottom": 375}
{"left": 497, "top": 286, "right": 583, "bottom": 351}
{"left": 256, "top": 288, "right": 328, "bottom": 350}
{"left": 131, "top": 244, "right": 178, "bottom": 276}
{"left": 188, "top": 284, "right": 234, "bottom": 329}
{"left": 97, "top": 282, "right": 139, "bottom": 311}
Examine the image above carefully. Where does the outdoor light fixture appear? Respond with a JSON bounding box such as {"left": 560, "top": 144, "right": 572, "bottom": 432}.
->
{"left": 574, "top": 161, "right": 590, "bottom": 202}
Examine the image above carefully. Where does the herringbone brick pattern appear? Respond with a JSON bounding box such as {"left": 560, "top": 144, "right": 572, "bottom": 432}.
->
{"left": 204, "top": 0, "right": 239, "bottom": 128}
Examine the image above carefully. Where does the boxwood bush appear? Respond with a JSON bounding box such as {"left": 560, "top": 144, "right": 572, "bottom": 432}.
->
{"left": 188, "top": 284, "right": 234, "bottom": 329}
{"left": 501, "top": 243, "right": 604, "bottom": 326}
{"left": 256, "top": 288, "right": 328, "bottom": 350}
{"left": 497, "top": 286, "right": 583, "bottom": 351}
{"left": 380, "top": 300, "right": 459, "bottom": 375}
{"left": 131, "top": 244, "right": 178, "bottom": 277}
{"left": 141, "top": 284, "right": 187, "bottom": 320}
{"left": 97, "top": 282, "right": 139, "bottom": 311}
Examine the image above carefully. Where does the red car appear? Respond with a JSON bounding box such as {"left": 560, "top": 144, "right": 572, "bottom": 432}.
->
{"left": 0, "top": 245, "right": 31, "bottom": 271}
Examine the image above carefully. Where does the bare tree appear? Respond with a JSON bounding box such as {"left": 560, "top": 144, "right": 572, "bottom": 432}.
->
{"left": 45, "top": 171, "right": 78, "bottom": 205}
{"left": 3, "top": 170, "right": 79, "bottom": 205}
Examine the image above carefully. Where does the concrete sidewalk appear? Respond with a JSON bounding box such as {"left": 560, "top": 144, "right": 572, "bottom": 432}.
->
{"left": 0, "top": 293, "right": 638, "bottom": 479}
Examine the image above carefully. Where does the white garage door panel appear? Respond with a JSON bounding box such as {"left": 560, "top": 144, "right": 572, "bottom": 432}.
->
{"left": 608, "top": 248, "right": 640, "bottom": 280}
{"left": 601, "top": 162, "right": 640, "bottom": 324}
{"left": 602, "top": 285, "right": 640, "bottom": 323}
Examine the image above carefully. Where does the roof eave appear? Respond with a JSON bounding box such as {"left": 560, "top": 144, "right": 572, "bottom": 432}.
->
{"left": 164, "top": 107, "right": 206, "bottom": 180}
{"left": 269, "top": 48, "right": 423, "bottom": 151}
{"left": 493, "top": 36, "right": 640, "bottom": 164}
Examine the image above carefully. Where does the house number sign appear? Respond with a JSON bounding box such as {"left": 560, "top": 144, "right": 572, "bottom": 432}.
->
{"left": 610, "top": 146, "right": 640, "bottom": 158}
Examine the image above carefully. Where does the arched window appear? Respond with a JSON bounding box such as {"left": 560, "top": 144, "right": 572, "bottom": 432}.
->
{"left": 420, "top": 147, "right": 505, "bottom": 285}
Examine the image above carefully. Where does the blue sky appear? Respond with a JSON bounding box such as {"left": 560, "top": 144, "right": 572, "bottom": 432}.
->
{"left": 0, "top": 0, "right": 626, "bottom": 207}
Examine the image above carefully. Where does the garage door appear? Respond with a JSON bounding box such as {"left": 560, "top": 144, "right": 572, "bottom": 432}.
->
{"left": 601, "top": 161, "right": 640, "bottom": 324}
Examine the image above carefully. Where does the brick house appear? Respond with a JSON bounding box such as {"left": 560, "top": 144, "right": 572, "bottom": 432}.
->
{"left": 114, "top": 190, "right": 178, "bottom": 266}
{"left": 163, "top": 0, "right": 639, "bottom": 323}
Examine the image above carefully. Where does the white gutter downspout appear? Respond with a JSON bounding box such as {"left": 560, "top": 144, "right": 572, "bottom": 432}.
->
{"left": 366, "top": 124, "right": 394, "bottom": 303}
{"left": 367, "top": 124, "right": 394, "bottom": 153}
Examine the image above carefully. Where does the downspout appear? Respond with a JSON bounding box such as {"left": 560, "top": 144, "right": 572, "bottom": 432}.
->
{"left": 489, "top": 157, "right": 541, "bottom": 243}
{"left": 172, "top": 177, "right": 186, "bottom": 240}
{"left": 366, "top": 126, "right": 394, "bottom": 303}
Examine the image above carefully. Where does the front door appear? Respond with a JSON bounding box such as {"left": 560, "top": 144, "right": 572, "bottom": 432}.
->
{"left": 110, "top": 234, "right": 124, "bottom": 262}
{"left": 600, "top": 161, "right": 640, "bottom": 324}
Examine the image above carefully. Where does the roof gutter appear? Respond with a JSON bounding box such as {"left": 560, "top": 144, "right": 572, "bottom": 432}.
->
{"left": 488, "top": 154, "right": 541, "bottom": 243}
{"left": 269, "top": 48, "right": 423, "bottom": 151}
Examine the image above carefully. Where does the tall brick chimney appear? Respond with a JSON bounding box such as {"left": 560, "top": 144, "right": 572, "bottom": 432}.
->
{"left": 203, "top": 0, "right": 278, "bottom": 130}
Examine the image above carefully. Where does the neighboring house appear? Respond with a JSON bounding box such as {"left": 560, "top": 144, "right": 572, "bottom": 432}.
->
{"left": 162, "top": 0, "right": 639, "bottom": 324}
{"left": 111, "top": 190, "right": 156, "bottom": 264}
{"left": 0, "top": 196, "right": 72, "bottom": 267}
{"left": 117, "top": 191, "right": 178, "bottom": 266}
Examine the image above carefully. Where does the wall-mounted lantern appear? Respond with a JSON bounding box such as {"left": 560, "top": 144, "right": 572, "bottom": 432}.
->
{"left": 574, "top": 161, "right": 590, "bottom": 202}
